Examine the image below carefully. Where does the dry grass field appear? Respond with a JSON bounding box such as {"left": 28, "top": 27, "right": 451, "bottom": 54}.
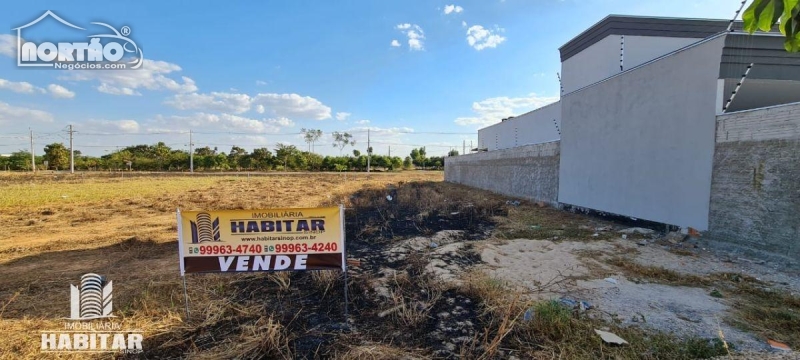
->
{"left": 0, "top": 171, "right": 797, "bottom": 359}
{"left": 0, "top": 172, "right": 441, "bottom": 359}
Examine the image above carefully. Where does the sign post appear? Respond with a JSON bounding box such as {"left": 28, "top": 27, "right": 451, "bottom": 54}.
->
{"left": 176, "top": 209, "right": 190, "bottom": 320}
{"left": 339, "top": 204, "right": 348, "bottom": 319}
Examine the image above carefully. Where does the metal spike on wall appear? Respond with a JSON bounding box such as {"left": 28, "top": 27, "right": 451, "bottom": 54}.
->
{"left": 556, "top": 72, "right": 564, "bottom": 95}
{"left": 514, "top": 127, "right": 518, "bottom": 146}
{"left": 727, "top": 0, "right": 747, "bottom": 32}
{"left": 722, "top": 63, "right": 754, "bottom": 113}
{"left": 620, "top": 35, "right": 625, "bottom": 71}
{"left": 552, "top": 119, "right": 561, "bottom": 136}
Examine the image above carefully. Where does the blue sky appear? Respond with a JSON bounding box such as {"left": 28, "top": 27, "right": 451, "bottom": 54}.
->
{"left": 0, "top": 0, "right": 737, "bottom": 157}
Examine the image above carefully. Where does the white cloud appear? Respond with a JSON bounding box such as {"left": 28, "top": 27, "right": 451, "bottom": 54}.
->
{"left": 153, "top": 113, "right": 287, "bottom": 133}
{"left": 350, "top": 126, "right": 413, "bottom": 135}
{"left": 466, "top": 25, "right": 506, "bottom": 50}
{"left": 0, "top": 79, "right": 76, "bottom": 99}
{"left": 266, "top": 117, "right": 295, "bottom": 127}
{"left": 396, "top": 24, "right": 425, "bottom": 51}
{"left": 47, "top": 84, "right": 76, "bottom": 99}
{"left": 97, "top": 83, "right": 140, "bottom": 96}
{"left": 0, "top": 78, "right": 42, "bottom": 94}
{"left": 63, "top": 59, "right": 197, "bottom": 96}
{"left": 345, "top": 126, "right": 414, "bottom": 150}
{"left": 390, "top": 39, "right": 401, "bottom": 47}
{"left": 0, "top": 34, "right": 20, "bottom": 58}
{"left": 335, "top": 112, "right": 351, "bottom": 121}
{"left": 462, "top": 21, "right": 468, "bottom": 27}
{"left": 164, "top": 92, "right": 252, "bottom": 114}
{"left": 251, "top": 93, "right": 332, "bottom": 120}
{"left": 165, "top": 91, "right": 332, "bottom": 120}
{"left": 444, "top": 4, "right": 464, "bottom": 14}
{"left": 85, "top": 119, "right": 140, "bottom": 133}
{"left": 355, "top": 119, "right": 370, "bottom": 125}
{"left": 256, "top": 80, "right": 268, "bottom": 86}
{"left": 454, "top": 93, "right": 558, "bottom": 127}
{"left": 0, "top": 101, "right": 53, "bottom": 124}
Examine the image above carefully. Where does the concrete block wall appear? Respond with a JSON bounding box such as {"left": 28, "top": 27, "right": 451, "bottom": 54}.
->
{"left": 444, "top": 141, "right": 560, "bottom": 205}
{"left": 707, "top": 102, "right": 800, "bottom": 258}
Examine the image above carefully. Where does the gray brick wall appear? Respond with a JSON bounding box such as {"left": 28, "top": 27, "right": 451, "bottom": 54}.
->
{"left": 444, "top": 141, "right": 560, "bottom": 205}
{"left": 707, "top": 103, "right": 800, "bottom": 258}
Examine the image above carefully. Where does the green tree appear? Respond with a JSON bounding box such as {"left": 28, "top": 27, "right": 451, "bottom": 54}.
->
{"left": 403, "top": 156, "right": 413, "bottom": 169}
{"left": 153, "top": 142, "right": 172, "bottom": 170}
{"left": 275, "top": 144, "right": 302, "bottom": 170}
{"left": 250, "top": 148, "right": 274, "bottom": 170}
{"left": 410, "top": 147, "right": 427, "bottom": 167}
{"left": 301, "top": 128, "right": 323, "bottom": 153}
{"left": 195, "top": 146, "right": 216, "bottom": 156}
{"left": 448, "top": 149, "right": 459, "bottom": 157}
{"left": 391, "top": 157, "right": 404, "bottom": 171}
{"left": 214, "top": 153, "right": 230, "bottom": 170}
{"left": 228, "top": 146, "right": 248, "bottom": 170}
{"left": 8, "top": 151, "right": 32, "bottom": 170}
{"left": 305, "top": 152, "right": 324, "bottom": 171}
{"left": 352, "top": 149, "right": 361, "bottom": 157}
{"left": 743, "top": 0, "right": 800, "bottom": 52}
{"left": 43, "top": 142, "right": 70, "bottom": 170}
{"left": 332, "top": 132, "right": 356, "bottom": 155}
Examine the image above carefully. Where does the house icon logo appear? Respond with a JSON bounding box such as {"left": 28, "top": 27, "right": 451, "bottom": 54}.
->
{"left": 13, "top": 10, "right": 143, "bottom": 70}
{"left": 69, "top": 273, "right": 115, "bottom": 320}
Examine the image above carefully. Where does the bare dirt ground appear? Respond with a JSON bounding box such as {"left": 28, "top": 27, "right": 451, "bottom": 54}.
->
{"left": 0, "top": 171, "right": 798, "bottom": 359}
{"left": 480, "top": 238, "right": 796, "bottom": 351}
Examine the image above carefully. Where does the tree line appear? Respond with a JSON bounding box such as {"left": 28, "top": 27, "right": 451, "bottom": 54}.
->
{"left": 0, "top": 142, "right": 450, "bottom": 172}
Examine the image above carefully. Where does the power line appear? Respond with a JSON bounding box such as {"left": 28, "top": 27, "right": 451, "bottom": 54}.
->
{"left": 68, "top": 130, "right": 476, "bottom": 136}
{"left": 78, "top": 131, "right": 189, "bottom": 136}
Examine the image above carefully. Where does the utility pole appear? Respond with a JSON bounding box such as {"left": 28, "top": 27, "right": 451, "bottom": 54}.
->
{"left": 189, "top": 129, "right": 194, "bottom": 173}
{"left": 366, "top": 129, "right": 371, "bottom": 173}
{"left": 463, "top": 140, "right": 465, "bottom": 155}
{"left": 69, "top": 125, "right": 74, "bottom": 173}
{"left": 388, "top": 146, "right": 391, "bottom": 157}
{"left": 470, "top": 140, "right": 473, "bottom": 153}
{"left": 29, "top": 129, "right": 35, "bottom": 172}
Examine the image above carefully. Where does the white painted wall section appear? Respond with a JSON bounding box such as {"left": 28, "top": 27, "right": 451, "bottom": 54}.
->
{"left": 478, "top": 101, "right": 561, "bottom": 151}
{"left": 561, "top": 35, "right": 701, "bottom": 94}
{"left": 558, "top": 35, "right": 726, "bottom": 230}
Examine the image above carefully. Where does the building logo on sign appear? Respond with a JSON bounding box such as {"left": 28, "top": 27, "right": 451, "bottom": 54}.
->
{"left": 69, "top": 273, "right": 114, "bottom": 320}
{"left": 190, "top": 212, "right": 221, "bottom": 243}
{"left": 40, "top": 274, "right": 143, "bottom": 354}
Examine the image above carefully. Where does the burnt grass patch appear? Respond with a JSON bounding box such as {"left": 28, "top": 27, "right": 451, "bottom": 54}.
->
{"left": 133, "top": 180, "right": 507, "bottom": 359}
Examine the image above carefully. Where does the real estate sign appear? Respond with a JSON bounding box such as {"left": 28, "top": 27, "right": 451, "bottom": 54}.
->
{"left": 177, "top": 206, "right": 345, "bottom": 274}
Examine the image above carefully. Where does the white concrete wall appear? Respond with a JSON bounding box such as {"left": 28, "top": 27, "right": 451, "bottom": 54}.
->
{"left": 558, "top": 35, "right": 726, "bottom": 230}
{"left": 561, "top": 35, "right": 700, "bottom": 94}
{"left": 478, "top": 101, "right": 561, "bottom": 151}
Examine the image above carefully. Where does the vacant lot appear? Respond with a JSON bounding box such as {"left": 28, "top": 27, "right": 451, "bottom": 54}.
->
{"left": 0, "top": 171, "right": 797, "bottom": 359}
